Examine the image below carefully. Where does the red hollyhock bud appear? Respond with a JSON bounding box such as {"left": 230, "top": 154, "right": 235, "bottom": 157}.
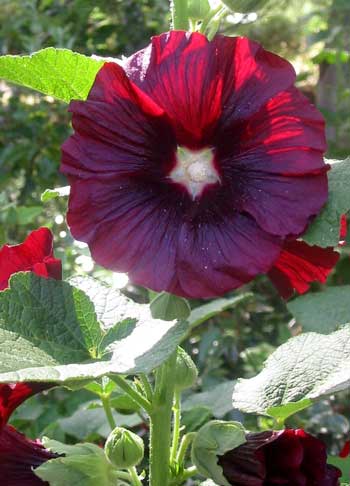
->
{"left": 61, "top": 31, "right": 329, "bottom": 299}
{"left": 218, "top": 429, "right": 341, "bottom": 486}
{"left": 0, "top": 227, "right": 62, "bottom": 291}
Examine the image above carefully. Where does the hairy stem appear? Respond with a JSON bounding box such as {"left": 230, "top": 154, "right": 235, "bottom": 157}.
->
{"left": 101, "top": 394, "right": 116, "bottom": 430}
{"left": 170, "top": 0, "right": 189, "bottom": 30}
{"left": 128, "top": 466, "right": 143, "bottom": 486}
{"left": 111, "top": 374, "right": 152, "bottom": 415}
{"left": 149, "top": 352, "right": 177, "bottom": 486}
{"left": 170, "top": 390, "right": 181, "bottom": 464}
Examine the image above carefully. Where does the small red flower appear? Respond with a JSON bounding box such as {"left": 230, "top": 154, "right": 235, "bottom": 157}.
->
{"left": 0, "top": 383, "right": 55, "bottom": 484}
{"left": 340, "top": 440, "right": 350, "bottom": 458}
{"left": 218, "top": 429, "right": 341, "bottom": 486}
{"left": 0, "top": 227, "right": 62, "bottom": 291}
{"left": 61, "top": 32, "right": 328, "bottom": 298}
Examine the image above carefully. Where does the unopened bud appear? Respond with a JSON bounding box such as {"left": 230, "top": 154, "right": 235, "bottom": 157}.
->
{"left": 174, "top": 347, "right": 198, "bottom": 391}
{"left": 105, "top": 427, "right": 144, "bottom": 469}
{"left": 191, "top": 420, "right": 246, "bottom": 485}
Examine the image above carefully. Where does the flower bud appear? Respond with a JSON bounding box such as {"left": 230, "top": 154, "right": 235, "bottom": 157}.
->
{"left": 174, "top": 347, "right": 198, "bottom": 392}
{"left": 104, "top": 427, "right": 144, "bottom": 469}
{"left": 191, "top": 420, "right": 246, "bottom": 486}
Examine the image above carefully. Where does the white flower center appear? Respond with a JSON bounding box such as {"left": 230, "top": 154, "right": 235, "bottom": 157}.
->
{"left": 169, "top": 147, "right": 220, "bottom": 199}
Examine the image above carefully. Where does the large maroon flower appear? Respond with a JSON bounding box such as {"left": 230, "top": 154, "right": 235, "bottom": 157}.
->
{"left": 61, "top": 31, "right": 328, "bottom": 298}
{"left": 0, "top": 383, "right": 56, "bottom": 485}
{"left": 0, "top": 227, "right": 62, "bottom": 291}
{"left": 218, "top": 429, "right": 341, "bottom": 486}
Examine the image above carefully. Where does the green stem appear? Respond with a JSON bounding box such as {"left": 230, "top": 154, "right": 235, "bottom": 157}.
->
{"left": 176, "top": 432, "right": 195, "bottom": 465}
{"left": 170, "top": 0, "right": 189, "bottom": 30}
{"left": 199, "top": 4, "right": 222, "bottom": 34}
{"left": 139, "top": 374, "right": 153, "bottom": 402}
{"left": 128, "top": 466, "right": 143, "bottom": 486}
{"left": 101, "top": 394, "right": 116, "bottom": 430}
{"left": 170, "top": 390, "right": 181, "bottom": 464}
{"left": 115, "top": 470, "right": 133, "bottom": 481}
{"left": 111, "top": 374, "right": 152, "bottom": 415}
{"left": 179, "top": 466, "right": 198, "bottom": 481}
{"left": 149, "top": 352, "right": 177, "bottom": 486}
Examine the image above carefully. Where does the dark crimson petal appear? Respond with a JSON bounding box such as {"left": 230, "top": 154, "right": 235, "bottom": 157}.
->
{"left": 125, "top": 32, "right": 295, "bottom": 148}
{"left": 264, "top": 429, "right": 304, "bottom": 473}
{"left": 295, "top": 429, "right": 328, "bottom": 481}
{"left": 321, "top": 466, "right": 342, "bottom": 486}
{"left": 0, "top": 228, "right": 61, "bottom": 291}
{"left": 0, "top": 383, "right": 54, "bottom": 429}
{"left": 61, "top": 62, "right": 176, "bottom": 180}
{"left": 66, "top": 177, "right": 188, "bottom": 295}
{"left": 217, "top": 87, "right": 328, "bottom": 237}
{"left": 268, "top": 240, "right": 339, "bottom": 299}
{"left": 176, "top": 211, "right": 282, "bottom": 299}
{"left": 0, "top": 425, "right": 54, "bottom": 485}
{"left": 218, "top": 431, "right": 279, "bottom": 486}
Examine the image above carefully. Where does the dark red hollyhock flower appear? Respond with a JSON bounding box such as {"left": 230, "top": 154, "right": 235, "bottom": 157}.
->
{"left": 340, "top": 440, "right": 350, "bottom": 458}
{"left": 0, "top": 425, "right": 55, "bottom": 485}
{"left": 218, "top": 429, "right": 341, "bottom": 486}
{"left": 61, "top": 31, "right": 329, "bottom": 299}
{"left": 0, "top": 227, "right": 62, "bottom": 291}
{"left": 0, "top": 383, "right": 56, "bottom": 485}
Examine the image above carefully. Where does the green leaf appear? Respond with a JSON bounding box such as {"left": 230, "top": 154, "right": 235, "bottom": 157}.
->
{"left": 183, "top": 381, "right": 236, "bottom": 418}
{"left": 187, "top": 293, "right": 253, "bottom": 331}
{"left": 328, "top": 454, "right": 350, "bottom": 483}
{"left": 41, "top": 186, "right": 70, "bottom": 202}
{"left": 288, "top": 286, "right": 350, "bottom": 333}
{"left": 15, "top": 206, "right": 43, "bottom": 225}
{"left": 0, "top": 274, "right": 188, "bottom": 384}
{"left": 267, "top": 399, "right": 312, "bottom": 423}
{"left": 0, "top": 48, "right": 104, "bottom": 103}
{"left": 34, "top": 439, "right": 118, "bottom": 486}
{"left": 58, "top": 403, "right": 141, "bottom": 440}
{"left": 150, "top": 292, "right": 191, "bottom": 321}
{"left": 303, "top": 158, "right": 350, "bottom": 247}
{"left": 232, "top": 325, "right": 350, "bottom": 418}
{"left": 192, "top": 420, "right": 246, "bottom": 486}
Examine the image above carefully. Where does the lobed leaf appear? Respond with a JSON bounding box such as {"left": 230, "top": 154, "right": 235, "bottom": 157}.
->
{"left": 288, "top": 286, "right": 350, "bottom": 333}
{"left": 0, "top": 48, "right": 104, "bottom": 102}
{"left": 232, "top": 325, "right": 350, "bottom": 419}
{"left": 303, "top": 158, "right": 350, "bottom": 247}
{"left": 0, "top": 273, "right": 188, "bottom": 384}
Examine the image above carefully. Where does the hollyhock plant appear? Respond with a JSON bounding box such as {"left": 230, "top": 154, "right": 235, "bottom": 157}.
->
{"left": 61, "top": 31, "right": 332, "bottom": 299}
{"left": 0, "top": 384, "right": 56, "bottom": 485}
{"left": 0, "top": 227, "right": 62, "bottom": 291}
{"left": 218, "top": 429, "right": 341, "bottom": 486}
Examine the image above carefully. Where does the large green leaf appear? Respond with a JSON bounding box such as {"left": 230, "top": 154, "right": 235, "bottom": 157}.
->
{"left": 288, "top": 286, "right": 350, "bottom": 333}
{"left": 187, "top": 293, "right": 253, "bottom": 331}
{"left": 0, "top": 273, "right": 188, "bottom": 384}
{"left": 303, "top": 158, "right": 350, "bottom": 247}
{"left": 232, "top": 325, "right": 350, "bottom": 418}
{"left": 35, "top": 440, "right": 117, "bottom": 486}
{"left": 0, "top": 48, "right": 104, "bottom": 102}
{"left": 183, "top": 381, "right": 237, "bottom": 418}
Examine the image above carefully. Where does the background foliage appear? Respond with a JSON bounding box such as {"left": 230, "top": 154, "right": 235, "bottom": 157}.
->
{"left": 0, "top": 0, "right": 349, "bottom": 479}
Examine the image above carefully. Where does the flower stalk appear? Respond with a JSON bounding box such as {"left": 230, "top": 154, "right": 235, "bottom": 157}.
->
{"left": 170, "top": 0, "right": 190, "bottom": 30}
{"left": 149, "top": 352, "right": 178, "bottom": 486}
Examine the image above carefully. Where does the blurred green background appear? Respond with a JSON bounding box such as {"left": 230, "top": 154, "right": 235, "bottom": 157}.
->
{"left": 0, "top": 0, "right": 349, "bottom": 473}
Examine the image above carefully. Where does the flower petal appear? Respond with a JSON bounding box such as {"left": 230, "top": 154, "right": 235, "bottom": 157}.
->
{"left": 0, "top": 425, "right": 54, "bottom": 485}
{"left": 0, "top": 228, "right": 61, "bottom": 291}
{"left": 176, "top": 212, "right": 282, "bottom": 298}
{"left": 217, "top": 87, "right": 327, "bottom": 237}
{"left": 0, "top": 383, "right": 53, "bottom": 429}
{"left": 124, "top": 32, "right": 295, "bottom": 148}
{"left": 268, "top": 240, "right": 339, "bottom": 299}
{"left": 61, "top": 62, "right": 176, "bottom": 180}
